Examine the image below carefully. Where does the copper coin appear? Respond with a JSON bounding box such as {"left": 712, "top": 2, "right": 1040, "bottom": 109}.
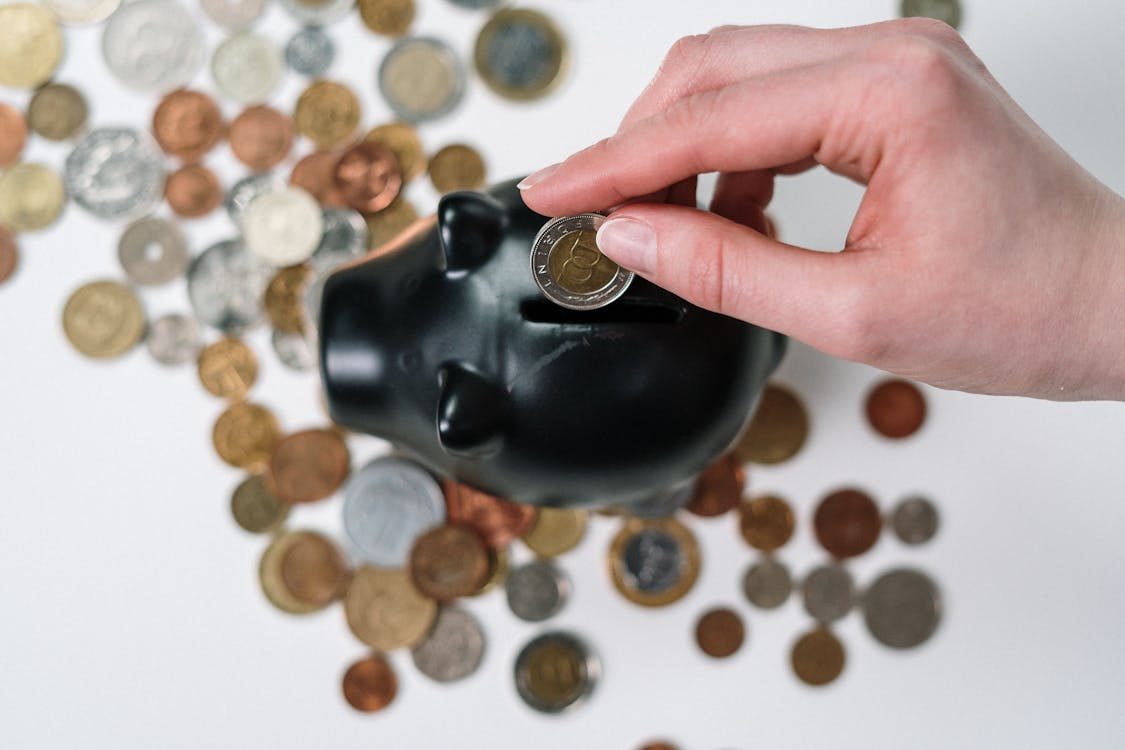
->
{"left": 342, "top": 654, "right": 398, "bottom": 713}
{"left": 266, "top": 428, "right": 351, "bottom": 504}
{"left": 694, "top": 607, "right": 745, "bottom": 658}
{"left": 152, "top": 90, "right": 224, "bottom": 163}
{"left": 212, "top": 402, "right": 280, "bottom": 471}
{"left": 442, "top": 479, "right": 537, "bottom": 549}
{"left": 290, "top": 150, "right": 347, "bottom": 207}
{"left": 279, "top": 530, "right": 350, "bottom": 607}
{"left": 165, "top": 164, "right": 222, "bottom": 218}
{"left": 229, "top": 105, "right": 294, "bottom": 172}
{"left": 813, "top": 488, "right": 882, "bottom": 559}
{"left": 197, "top": 337, "right": 258, "bottom": 401}
{"left": 0, "top": 227, "right": 18, "bottom": 285}
{"left": 734, "top": 383, "right": 810, "bottom": 464}
{"left": 791, "top": 627, "right": 846, "bottom": 687}
{"left": 334, "top": 140, "right": 402, "bottom": 213}
{"left": 264, "top": 264, "right": 313, "bottom": 334}
{"left": 364, "top": 122, "right": 426, "bottom": 182}
{"left": 258, "top": 529, "right": 340, "bottom": 614}
{"left": 686, "top": 453, "right": 745, "bottom": 517}
{"left": 866, "top": 378, "right": 927, "bottom": 438}
{"left": 738, "top": 494, "right": 795, "bottom": 552}
{"left": 0, "top": 103, "right": 27, "bottom": 168}
{"left": 409, "top": 524, "right": 489, "bottom": 601}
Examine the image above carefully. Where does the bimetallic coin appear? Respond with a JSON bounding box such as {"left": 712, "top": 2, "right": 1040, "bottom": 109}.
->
{"left": 742, "top": 557, "right": 792, "bottom": 609}
{"left": 532, "top": 214, "right": 634, "bottom": 311}
{"left": 201, "top": 0, "right": 266, "bottom": 29}
{"left": 0, "top": 104, "right": 27, "bottom": 167}
{"left": 609, "top": 518, "right": 700, "bottom": 607}
{"left": 891, "top": 495, "right": 940, "bottom": 545}
{"left": 475, "top": 8, "right": 568, "bottom": 101}
{"left": 443, "top": 479, "right": 537, "bottom": 549}
{"left": 814, "top": 488, "right": 882, "bottom": 559}
{"left": 334, "top": 141, "right": 402, "bottom": 213}
{"left": 285, "top": 27, "right": 335, "bottom": 77}
{"left": 0, "top": 164, "right": 66, "bottom": 232}
{"left": 345, "top": 566, "right": 437, "bottom": 651}
{"left": 409, "top": 524, "right": 490, "bottom": 601}
{"left": 686, "top": 453, "right": 745, "bottom": 518}
{"left": 801, "top": 564, "right": 855, "bottom": 624}
{"left": 145, "top": 313, "right": 201, "bottom": 365}
{"left": 188, "top": 239, "right": 272, "bottom": 333}
{"left": 27, "top": 83, "right": 88, "bottom": 142}
{"left": 791, "top": 627, "right": 846, "bottom": 687}
{"left": 212, "top": 33, "right": 283, "bottom": 105}
{"left": 226, "top": 173, "right": 280, "bottom": 227}
{"left": 0, "top": 5, "right": 64, "bottom": 89}
{"left": 295, "top": 81, "right": 361, "bottom": 149}
{"left": 267, "top": 428, "right": 350, "bottom": 504}
{"left": 866, "top": 378, "right": 927, "bottom": 439}
{"left": 259, "top": 530, "right": 348, "bottom": 613}
{"left": 514, "top": 631, "right": 599, "bottom": 714}
{"left": 101, "top": 0, "right": 203, "bottom": 92}
{"left": 0, "top": 229, "right": 19, "bottom": 286}
{"left": 365, "top": 122, "right": 426, "bottom": 183}
{"left": 152, "top": 90, "right": 225, "bottom": 163}
{"left": 734, "top": 383, "right": 809, "bottom": 464}
{"left": 694, "top": 607, "right": 745, "bottom": 658}
{"left": 379, "top": 37, "right": 466, "bottom": 123}
{"left": 165, "top": 165, "right": 223, "bottom": 219}
{"left": 343, "top": 456, "right": 446, "bottom": 567}
{"left": 229, "top": 106, "right": 294, "bottom": 171}
{"left": 428, "top": 144, "right": 486, "bottom": 194}
{"left": 272, "top": 329, "right": 318, "bottom": 371}
{"left": 411, "top": 605, "right": 486, "bottom": 683}
{"left": 243, "top": 187, "right": 324, "bottom": 266}
{"left": 901, "top": 0, "right": 962, "bottom": 29}
{"left": 265, "top": 264, "right": 314, "bottom": 333}
{"left": 862, "top": 568, "right": 942, "bottom": 649}
{"left": 118, "top": 217, "right": 189, "bottom": 286}
{"left": 505, "top": 560, "right": 570, "bottom": 622}
{"left": 359, "top": 0, "right": 414, "bottom": 36}
{"left": 197, "top": 338, "right": 259, "bottom": 401}
{"left": 738, "top": 494, "right": 795, "bottom": 552}
{"left": 342, "top": 655, "right": 397, "bottom": 713}
{"left": 65, "top": 128, "right": 164, "bottom": 221}
{"left": 62, "top": 280, "right": 146, "bottom": 359}
{"left": 278, "top": 0, "right": 354, "bottom": 25}
{"left": 44, "top": 0, "right": 122, "bottom": 25}
{"left": 521, "top": 507, "right": 587, "bottom": 558}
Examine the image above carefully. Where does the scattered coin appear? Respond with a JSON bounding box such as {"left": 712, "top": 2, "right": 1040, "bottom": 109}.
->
{"left": 801, "top": 564, "right": 855, "bottom": 624}
{"left": 267, "top": 428, "right": 350, "bottom": 504}
{"left": 409, "top": 524, "right": 490, "bottom": 601}
{"left": 285, "top": 26, "right": 336, "bottom": 77}
{"left": 475, "top": 544, "right": 509, "bottom": 596}
{"left": 890, "top": 495, "right": 940, "bottom": 545}
{"left": 694, "top": 607, "right": 745, "bottom": 658}
{"left": 791, "top": 627, "right": 845, "bottom": 687}
{"left": 411, "top": 605, "right": 486, "bottom": 683}
{"left": 531, "top": 213, "right": 635, "bottom": 311}
{"left": 291, "top": 151, "right": 348, "bottom": 207}
{"left": 201, "top": 0, "right": 267, "bottom": 28}
{"left": 505, "top": 560, "right": 570, "bottom": 622}
{"left": 514, "top": 631, "right": 599, "bottom": 714}
{"left": 334, "top": 141, "right": 403, "bottom": 213}
{"left": 272, "top": 330, "right": 318, "bottom": 372}
{"left": 342, "top": 654, "right": 397, "bottom": 713}
{"left": 862, "top": 568, "right": 942, "bottom": 649}
{"left": 259, "top": 530, "right": 335, "bottom": 614}
{"left": 866, "top": 378, "right": 927, "bottom": 439}
{"left": 443, "top": 479, "right": 537, "bottom": 548}
{"left": 165, "top": 165, "right": 223, "bottom": 219}
{"left": 152, "top": 90, "right": 225, "bottom": 163}
{"left": 0, "top": 163, "right": 66, "bottom": 232}
{"left": 344, "top": 566, "right": 437, "bottom": 651}
{"left": 742, "top": 557, "right": 792, "bottom": 609}
{"left": 738, "top": 494, "right": 796, "bottom": 552}
{"left": 901, "top": 0, "right": 963, "bottom": 29}
{"left": 813, "top": 488, "right": 882, "bottom": 559}
{"left": 187, "top": 239, "right": 272, "bottom": 332}
{"left": 212, "top": 401, "right": 281, "bottom": 471}
{"left": 62, "top": 280, "right": 146, "bottom": 359}
{"left": 118, "top": 217, "right": 190, "bottom": 286}
{"left": 379, "top": 36, "right": 466, "bottom": 123}
{"left": 145, "top": 313, "right": 201, "bottom": 366}
{"left": 0, "top": 4, "right": 64, "bottom": 89}
{"left": 212, "top": 32, "right": 284, "bottom": 105}
{"left": 229, "top": 106, "right": 295, "bottom": 172}
{"left": 365, "top": 123, "right": 427, "bottom": 183}
{"left": 428, "top": 144, "right": 486, "bottom": 193}
{"left": 359, "top": 0, "right": 414, "bottom": 36}
{"left": 0, "top": 228, "right": 19, "bottom": 286}
{"left": 65, "top": 128, "right": 165, "bottom": 221}
{"left": 243, "top": 187, "right": 324, "bottom": 266}
{"left": 226, "top": 173, "right": 280, "bottom": 227}
{"left": 686, "top": 453, "right": 745, "bottom": 518}
{"left": 278, "top": 0, "right": 354, "bottom": 25}
{"left": 521, "top": 507, "right": 588, "bottom": 558}
{"left": 27, "top": 83, "right": 88, "bottom": 142}
{"left": 294, "top": 81, "right": 361, "bottom": 150}
{"left": 101, "top": 0, "right": 203, "bottom": 92}
{"left": 609, "top": 518, "right": 700, "bottom": 607}
{"left": 474, "top": 8, "right": 568, "bottom": 101}
{"left": 0, "top": 104, "right": 27, "bottom": 167}
{"left": 733, "top": 383, "right": 810, "bottom": 464}
{"left": 198, "top": 338, "right": 259, "bottom": 401}
{"left": 231, "top": 474, "right": 289, "bottom": 533}
{"left": 279, "top": 530, "right": 351, "bottom": 608}
{"left": 315, "top": 208, "right": 369, "bottom": 261}
{"left": 265, "top": 265, "right": 315, "bottom": 334}
{"left": 366, "top": 198, "right": 420, "bottom": 250}
{"left": 44, "top": 0, "right": 122, "bottom": 25}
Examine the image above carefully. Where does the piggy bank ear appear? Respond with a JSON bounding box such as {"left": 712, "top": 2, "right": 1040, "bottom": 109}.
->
{"left": 438, "top": 191, "right": 509, "bottom": 273}
{"left": 437, "top": 362, "right": 510, "bottom": 457}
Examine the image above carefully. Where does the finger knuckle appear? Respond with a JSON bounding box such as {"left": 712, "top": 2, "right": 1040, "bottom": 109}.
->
{"left": 895, "top": 15, "right": 964, "bottom": 44}
{"left": 865, "top": 34, "right": 961, "bottom": 104}
{"left": 834, "top": 291, "right": 893, "bottom": 363}
{"left": 663, "top": 33, "right": 712, "bottom": 75}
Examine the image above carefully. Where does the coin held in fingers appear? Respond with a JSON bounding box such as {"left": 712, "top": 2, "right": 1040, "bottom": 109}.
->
{"left": 531, "top": 214, "right": 633, "bottom": 310}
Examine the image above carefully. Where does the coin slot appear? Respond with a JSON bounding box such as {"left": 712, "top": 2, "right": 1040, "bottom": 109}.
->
{"left": 519, "top": 298, "right": 683, "bottom": 325}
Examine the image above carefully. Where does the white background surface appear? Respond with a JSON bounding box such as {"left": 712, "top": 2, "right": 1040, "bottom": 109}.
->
{"left": 1, "top": 1, "right": 1124, "bottom": 748}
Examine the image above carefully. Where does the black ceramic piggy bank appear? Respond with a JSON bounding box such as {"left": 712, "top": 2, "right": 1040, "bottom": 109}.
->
{"left": 319, "top": 179, "right": 786, "bottom": 509}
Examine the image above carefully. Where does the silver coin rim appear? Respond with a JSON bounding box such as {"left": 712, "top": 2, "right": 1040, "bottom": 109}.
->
{"left": 531, "top": 213, "right": 634, "bottom": 311}
{"left": 378, "top": 36, "right": 467, "bottom": 123}
{"left": 513, "top": 630, "right": 600, "bottom": 714}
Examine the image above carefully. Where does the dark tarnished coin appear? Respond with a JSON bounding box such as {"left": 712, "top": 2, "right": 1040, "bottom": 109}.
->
{"left": 742, "top": 557, "right": 792, "bottom": 609}
{"left": 145, "top": 313, "right": 201, "bottom": 365}
{"left": 410, "top": 605, "right": 486, "bottom": 683}
{"left": 505, "top": 560, "right": 570, "bottom": 622}
{"left": 409, "top": 524, "right": 490, "bottom": 601}
{"left": 738, "top": 494, "right": 795, "bottom": 552}
{"left": 532, "top": 213, "right": 634, "bottom": 310}
{"left": 862, "top": 568, "right": 942, "bottom": 649}
{"left": 694, "top": 607, "right": 745, "bottom": 658}
{"left": 734, "top": 383, "right": 809, "bottom": 464}
{"left": 866, "top": 378, "right": 927, "bottom": 438}
{"left": 474, "top": 8, "right": 568, "bottom": 101}
{"left": 342, "top": 654, "right": 397, "bottom": 713}
{"left": 686, "top": 453, "right": 745, "bottom": 518}
{"left": 27, "top": 83, "right": 88, "bottom": 141}
{"left": 609, "top": 518, "right": 700, "bottom": 607}
{"left": 231, "top": 474, "right": 289, "bottom": 533}
{"left": 514, "top": 631, "right": 599, "bottom": 714}
{"left": 890, "top": 495, "right": 940, "bottom": 545}
{"left": 801, "top": 564, "right": 855, "bottom": 624}
{"left": 901, "top": 0, "right": 962, "bottom": 29}
{"left": 791, "top": 627, "right": 845, "bottom": 686}
{"left": 814, "top": 488, "right": 882, "bottom": 559}
{"left": 118, "top": 217, "right": 189, "bottom": 286}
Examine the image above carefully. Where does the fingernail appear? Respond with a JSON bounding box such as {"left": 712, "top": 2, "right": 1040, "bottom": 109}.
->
{"left": 517, "top": 163, "right": 561, "bottom": 190}
{"left": 597, "top": 217, "right": 656, "bottom": 275}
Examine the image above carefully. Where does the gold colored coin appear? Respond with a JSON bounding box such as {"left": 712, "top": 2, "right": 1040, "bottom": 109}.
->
{"left": 791, "top": 627, "right": 846, "bottom": 687}
{"left": 259, "top": 530, "right": 347, "bottom": 614}
{"left": 231, "top": 474, "right": 289, "bottom": 534}
{"left": 344, "top": 566, "right": 437, "bottom": 651}
{"left": 264, "top": 264, "right": 313, "bottom": 333}
{"left": 738, "top": 494, "right": 796, "bottom": 552}
{"left": 294, "top": 81, "right": 361, "bottom": 149}
{"left": 364, "top": 122, "right": 426, "bottom": 182}
{"left": 608, "top": 517, "right": 700, "bottom": 608}
{"left": 0, "top": 5, "right": 64, "bottom": 89}
{"left": 27, "top": 83, "right": 88, "bottom": 141}
{"left": 358, "top": 0, "right": 414, "bottom": 37}
{"left": 0, "top": 163, "right": 66, "bottom": 232}
{"left": 197, "top": 337, "right": 259, "bottom": 401}
{"left": 365, "top": 198, "right": 419, "bottom": 250}
{"left": 548, "top": 229, "right": 618, "bottom": 295}
{"left": 212, "top": 402, "right": 281, "bottom": 471}
{"left": 62, "top": 280, "right": 146, "bottom": 359}
{"left": 428, "top": 144, "right": 486, "bottom": 194}
{"left": 474, "top": 544, "right": 509, "bottom": 596}
{"left": 733, "top": 383, "right": 810, "bottom": 465}
{"left": 522, "top": 507, "right": 588, "bottom": 558}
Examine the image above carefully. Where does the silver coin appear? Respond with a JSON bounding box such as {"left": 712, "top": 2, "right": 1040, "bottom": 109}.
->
{"left": 211, "top": 32, "right": 283, "bottom": 105}
{"left": 277, "top": 0, "right": 352, "bottom": 26}
{"left": 316, "top": 208, "right": 369, "bottom": 261}
{"left": 65, "top": 128, "right": 165, "bottom": 221}
{"left": 531, "top": 214, "right": 634, "bottom": 311}
{"left": 187, "top": 239, "right": 272, "bottom": 332}
{"left": 862, "top": 568, "right": 942, "bottom": 649}
{"left": 891, "top": 495, "right": 939, "bottom": 545}
{"left": 285, "top": 26, "right": 335, "bottom": 77}
{"left": 46, "top": 0, "right": 122, "bottom": 25}
{"left": 505, "top": 560, "right": 571, "bottom": 622}
{"left": 410, "top": 606, "right": 486, "bottom": 683}
{"left": 243, "top": 187, "right": 324, "bottom": 266}
{"left": 742, "top": 557, "right": 792, "bottom": 610}
{"left": 201, "top": 0, "right": 268, "bottom": 29}
{"left": 901, "top": 0, "right": 962, "bottom": 29}
{"left": 145, "top": 313, "right": 201, "bottom": 366}
{"left": 225, "top": 173, "right": 280, "bottom": 228}
{"left": 378, "top": 37, "right": 466, "bottom": 123}
{"left": 514, "top": 631, "right": 600, "bottom": 714}
{"left": 622, "top": 528, "right": 684, "bottom": 594}
{"left": 801, "top": 564, "right": 855, "bottom": 624}
{"left": 117, "top": 217, "right": 189, "bottom": 286}
{"left": 101, "top": 0, "right": 204, "bottom": 91}
{"left": 342, "top": 456, "right": 446, "bottom": 567}
{"left": 271, "top": 329, "right": 317, "bottom": 371}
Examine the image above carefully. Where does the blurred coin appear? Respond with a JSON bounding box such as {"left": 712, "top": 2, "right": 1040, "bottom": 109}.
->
{"left": 343, "top": 455, "right": 446, "bottom": 567}
{"left": 791, "top": 627, "right": 845, "bottom": 687}
{"left": 62, "top": 280, "right": 146, "bottom": 359}
{"left": 428, "top": 144, "right": 486, "bottom": 194}
{"left": 44, "top": 0, "right": 121, "bottom": 25}
{"left": 145, "top": 313, "right": 201, "bottom": 365}
{"left": 152, "top": 90, "right": 225, "bottom": 163}
{"left": 738, "top": 494, "right": 795, "bottom": 552}
{"left": 316, "top": 208, "right": 369, "bottom": 260}
{"left": 694, "top": 607, "right": 745, "bottom": 658}
{"left": 445, "top": 0, "right": 499, "bottom": 7}
{"left": 901, "top": 0, "right": 962, "bottom": 28}
{"left": 27, "top": 83, "right": 87, "bottom": 142}
{"left": 244, "top": 187, "right": 324, "bottom": 266}
{"left": 334, "top": 141, "right": 402, "bottom": 213}
{"left": 165, "top": 165, "right": 223, "bottom": 219}
{"left": 201, "top": 0, "right": 267, "bottom": 29}
{"left": 0, "top": 104, "right": 27, "bottom": 167}
{"left": 637, "top": 743, "right": 680, "bottom": 750}
{"left": 233, "top": 475, "right": 289, "bottom": 533}
{"left": 359, "top": 0, "right": 413, "bottom": 36}
{"left": 474, "top": 8, "right": 567, "bottom": 101}
{"left": 279, "top": 530, "right": 350, "bottom": 607}
{"left": 733, "top": 383, "right": 809, "bottom": 464}
{"left": 198, "top": 337, "right": 259, "bottom": 401}
{"left": 686, "top": 453, "right": 745, "bottom": 518}
{"left": 0, "top": 5, "right": 64, "bottom": 89}
{"left": 229, "top": 106, "right": 294, "bottom": 171}
{"left": 291, "top": 151, "right": 348, "bottom": 207}
{"left": 365, "top": 122, "right": 426, "bottom": 183}
{"left": 285, "top": 27, "right": 335, "bottom": 77}
{"left": 265, "top": 264, "right": 314, "bottom": 333}
{"left": 865, "top": 378, "right": 927, "bottom": 439}
{"left": 514, "top": 631, "right": 599, "bottom": 714}
{"left": 366, "top": 198, "right": 419, "bottom": 250}
{"left": 531, "top": 213, "right": 634, "bottom": 311}
{"left": 213, "top": 402, "right": 280, "bottom": 471}
{"left": 101, "top": 0, "right": 202, "bottom": 92}
{"left": 0, "top": 228, "right": 19, "bottom": 286}
{"left": 890, "top": 495, "right": 939, "bottom": 545}
{"left": 742, "top": 557, "right": 792, "bottom": 609}
{"left": 272, "top": 329, "right": 318, "bottom": 371}
{"left": 521, "top": 507, "right": 587, "bottom": 558}
{"left": 0, "top": 163, "right": 65, "bottom": 232}
{"left": 118, "top": 217, "right": 189, "bottom": 286}
{"left": 409, "top": 524, "right": 490, "bottom": 601}
{"left": 609, "top": 518, "right": 700, "bottom": 607}
{"left": 379, "top": 37, "right": 466, "bottom": 123}
{"left": 226, "top": 173, "right": 280, "bottom": 227}
{"left": 862, "top": 568, "right": 941, "bottom": 649}
{"left": 278, "top": 0, "right": 353, "bottom": 25}
{"left": 475, "top": 544, "right": 508, "bottom": 596}
{"left": 345, "top": 566, "right": 437, "bottom": 650}
{"left": 801, "top": 564, "right": 855, "bottom": 624}
{"left": 267, "top": 428, "right": 350, "bottom": 504}
{"left": 65, "top": 128, "right": 164, "bottom": 221}
{"left": 814, "top": 488, "right": 882, "bottom": 559}
{"left": 342, "top": 654, "right": 397, "bottom": 713}
{"left": 411, "top": 605, "right": 486, "bottom": 683}
{"left": 505, "top": 560, "right": 570, "bottom": 622}
{"left": 443, "top": 479, "right": 537, "bottom": 548}
{"left": 187, "top": 238, "right": 272, "bottom": 332}
{"left": 212, "top": 33, "right": 283, "bottom": 105}
{"left": 295, "top": 80, "right": 361, "bottom": 149}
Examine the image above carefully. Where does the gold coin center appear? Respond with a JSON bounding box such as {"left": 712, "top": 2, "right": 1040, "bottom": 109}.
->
{"left": 547, "top": 229, "right": 617, "bottom": 295}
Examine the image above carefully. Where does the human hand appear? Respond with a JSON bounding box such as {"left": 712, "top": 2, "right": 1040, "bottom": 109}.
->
{"left": 519, "top": 20, "right": 1125, "bottom": 401}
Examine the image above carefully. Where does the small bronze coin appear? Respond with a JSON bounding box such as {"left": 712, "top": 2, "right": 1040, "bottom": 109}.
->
{"left": 0, "top": 227, "right": 19, "bottom": 285}
{"left": 266, "top": 428, "right": 351, "bottom": 504}
{"left": 443, "top": 479, "right": 537, "bottom": 549}
{"left": 279, "top": 530, "right": 351, "bottom": 607}
{"left": 212, "top": 402, "right": 281, "bottom": 471}
{"left": 791, "top": 627, "right": 846, "bottom": 687}
{"left": 521, "top": 507, "right": 588, "bottom": 558}
{"left": 290, "top": 150, "right": 347, "bottom": 207}
{"left": 686, "top": 453, "right": 745, "bottom": 518}
{"left": 334, "top": 140, "right": 402, "bottom": 213}
{"left": 264, "top": 264, "right": 313, "bottom": 334}
{"left": 294, "top": 80, "right": 361, "bottom": 149}
{"left": 609, "top": 518, "right": 700, "bottom": 607}
{"left": 409, "top": 524, "right": 490, "bottom": 601}
{"left": 365, "top": 197, "right": 419, "bottom": 250}
{"left": 428, "top": 143, "right": 485, "bottom": 194}
{"left": 866, "top": 378, "right": 927, "bottom": 439}
{"left": 230, "top": 474, "right": 288, "bottom": 533}
{"left": 342, "top": 654, "right": 398, "bottom": 713}
{"left": 62, "top": 279, "right": 146, "bottom": 359}
{"left": 197, "top": 337, "right": 259, "bottom": 401}
{"left": 27, "top": 82, "right": 87, "bottom": 141}
{"left": 814, "top": 488, "right": 882, "bottom": 559}
{"left": 694, "top": 607, "right": 746, "bottom": 658}
{"left": 165, "top": 164, "right": 222, "bottom": 218}
{"left": 152, "top": 89, "right": 225, "bottom": 163}
{"left": 734, "top": 383, "right": 810, "bottom": 465}
{"left": 358, "top": 0, "right": 414, "bottom": 37}
{"left": 345, "top": 566, "right": 437, "bottom": 650}
{"left": 364, "top": 122, "right": 426, "bottom": 182}
{"left": 0, "top": 103, "right": 27, "bottom": 167}
{"left": 738, "top": 494, "right": 795, "bottom": 552}
{"left": 229, "top": 105, "right": 294, "bottom": 171}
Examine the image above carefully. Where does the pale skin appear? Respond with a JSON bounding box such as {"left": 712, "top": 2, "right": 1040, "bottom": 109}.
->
{"left": 519, "top": 20, "right": 1125, "bottom": 401}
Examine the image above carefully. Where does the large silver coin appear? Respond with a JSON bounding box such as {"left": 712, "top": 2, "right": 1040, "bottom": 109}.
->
{"left": 225, "top": 173, "right": 280, "bottom": 227}
{"left": 211, "top": 32, "right": 283, "bottom": 105}
{"left": 901, "top": 0, "right": 962, "bottom": 29}
{"left": 65, "top": 128, "right": 165, "bottom": 221}
{"left": 315, "top": 208, "right": 369, "bottom": 261}
{"left": 863, "top": 568, "right": 942, "bottom": 649}
{"left": 102, "top": 0, "right": 204, "bottom": 91}
{"left": 187, "top": 239, "right": 272, "bottom": 332}
{"left": 242, "top": 186, "right": 324, "bottom": 266}
{"left": 379, "top": 37, "right": 466, "bottom": 123}
{"left": 118, "top": 216, "right": 188, "bottom": 286}
{"left": 285, "top": 26, "right": 335, "bottom": 77}
{"left": 271, "top": 329, "right": 317, "bottom": 371}
{"left": 343, "top": 456, "right": 446, "bottom": 567}
{"left": 505, "top": 560, "right": 570, "bottom": 622}
{"left": 531, "top": 214, "right": 634, "bottom": 311}
{"left": 277, "top": 0, "right": 352, "bottom": 26}
{"left": 46, "top": 0, "right": 122, "bottom": 25}
{"left": 891, "top": 495, "right": 939, "bottom": 545}
{"left": 201, "top": 0, "right": 268, "bottom": 29}
{"left": 145, "top": 313, "right": 201, "bottom": 366}
{"left": 742, "top": 557, "right": 792, "bottom": 610}
{"left": 410, "top": 606, "right": 486, "bottom": 683}
{"left": 801, "top": 564, "right": 855, "bottom": 624}
{"left": 514, "top": 631, "right": 599, "bottom": 714}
